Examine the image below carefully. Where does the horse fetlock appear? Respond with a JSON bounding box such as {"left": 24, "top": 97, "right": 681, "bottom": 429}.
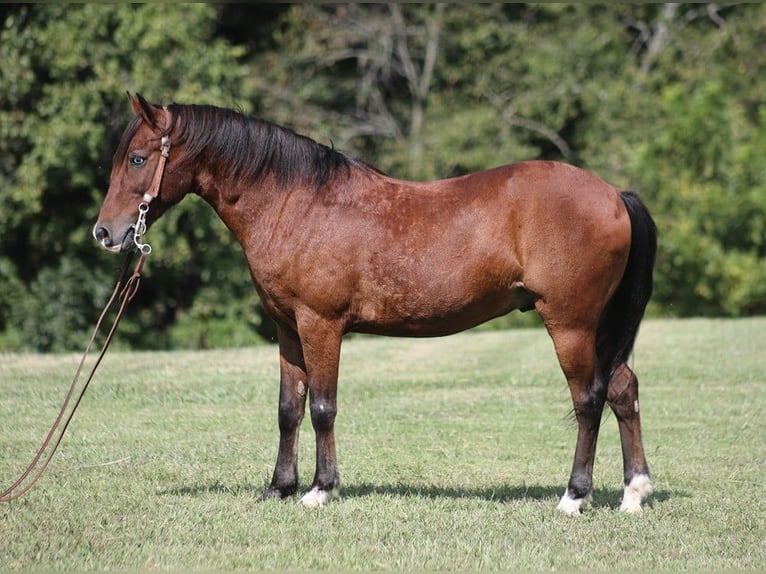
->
{"left": 619, "top": 473, "right": 653, "bottom": 513}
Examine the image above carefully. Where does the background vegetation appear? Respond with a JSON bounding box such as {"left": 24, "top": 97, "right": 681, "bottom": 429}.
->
{"left": 1, "top": 4, "right": 764, "bottom": 351}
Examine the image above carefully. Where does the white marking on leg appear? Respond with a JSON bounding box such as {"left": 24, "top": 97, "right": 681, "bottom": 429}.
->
{"left": 634, "top": 399, "right": 639, "bottom": 413}
{"left": 620, "top": 473, "right": 653, "bottom": 513}
{"left": 556, "top": 489, "right": 591, "bottom": 515}
{"left": 300, "top": 485, "right": 340, "bottom": 508}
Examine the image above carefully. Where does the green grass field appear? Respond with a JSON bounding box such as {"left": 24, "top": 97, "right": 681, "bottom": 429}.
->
{"left": 1, "top": 318, "right": 764, "bottom": 570}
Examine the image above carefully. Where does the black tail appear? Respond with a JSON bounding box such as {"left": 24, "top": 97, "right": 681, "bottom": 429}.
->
{"left": 597, "top": 191, "right": 658, "bottom": 377}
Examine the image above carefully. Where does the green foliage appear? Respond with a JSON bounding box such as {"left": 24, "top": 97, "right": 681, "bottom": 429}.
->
{"left": 17, "top": 257, "right": 114, "bottom": 352}
{"left": 1, "top": 4, "right": 764, "bottom": 351}
{"left": 0, "top": 4, "right": 260, "bottom": 351}
{"left": 629, "top": 73, "right": 766, "bottom": 316}
{"left": 0, "top": 257, "right": 25, "bottom": 350}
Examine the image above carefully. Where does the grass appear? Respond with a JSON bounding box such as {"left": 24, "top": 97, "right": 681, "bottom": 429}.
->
{"left": 1, "top": 317, "right": 764, "bottom": 570}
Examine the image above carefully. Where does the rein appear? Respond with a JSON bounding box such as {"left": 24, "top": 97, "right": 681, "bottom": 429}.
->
{"left": 0, "top": 252, "right": 146, "bottom": 502}
{"left": 0, "top": 135, "right": 170, "bottom": 503}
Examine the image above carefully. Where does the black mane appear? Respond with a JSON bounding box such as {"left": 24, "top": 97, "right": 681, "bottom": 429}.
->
{"left": 114, "top": 102, "right": 381, "bottom": 189}
{"left": 167, "top": 103, "right": 379, "bottom": 188}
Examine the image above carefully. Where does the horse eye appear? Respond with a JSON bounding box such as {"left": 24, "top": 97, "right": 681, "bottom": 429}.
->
{"left": 129, "top": 154, "right": 146, "bottom": 168}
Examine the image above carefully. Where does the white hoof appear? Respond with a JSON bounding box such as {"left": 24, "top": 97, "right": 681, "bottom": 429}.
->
{"left": 299, "top": 486, "right": 340, "bottom": 508}
{"left": 620, "top": 474, "right": 653, "bottom": 513}
{"left": 557, "top": 489, "right": 591, "bottom": 515}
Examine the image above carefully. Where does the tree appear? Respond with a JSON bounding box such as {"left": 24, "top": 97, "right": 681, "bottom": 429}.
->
{"left": 622, "top": 4, "right": 766, "bottom": 316}
{"left": 1, "top": 3, "right": 764, "bottom": 351}
{"left": 0, "top": 4, "right": 263, "bottom": 350}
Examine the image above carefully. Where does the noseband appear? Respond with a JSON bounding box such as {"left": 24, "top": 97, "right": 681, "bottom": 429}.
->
{"left": 133, "top": 135, "right": 171, "bottom": 254}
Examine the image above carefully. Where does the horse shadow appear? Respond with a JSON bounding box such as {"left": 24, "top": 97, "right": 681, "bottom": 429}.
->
{"left": 342, "top": 483, "right": 675, "bottom": 509}
{"left": 160, "top": 480, "right": 677, "bottom": 509}
{"left": 158, "top": 481, "right": 262, "bottom": 497}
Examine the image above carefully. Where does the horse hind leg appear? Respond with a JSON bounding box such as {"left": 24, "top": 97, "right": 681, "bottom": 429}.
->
{"left": 606, "top": 362, "right": 653, "bottom": 512}
{"left": 544, "top": 324, "right": 607, "bottom": 514}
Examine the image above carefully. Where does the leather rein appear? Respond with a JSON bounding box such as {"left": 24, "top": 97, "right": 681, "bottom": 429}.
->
{"left": 0, "top": 136, "right": 170, "bottom": 502}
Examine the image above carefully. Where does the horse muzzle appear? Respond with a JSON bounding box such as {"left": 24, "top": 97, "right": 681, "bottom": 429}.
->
{"left": 92, "top": 222, "right": 135, "bottom": 253}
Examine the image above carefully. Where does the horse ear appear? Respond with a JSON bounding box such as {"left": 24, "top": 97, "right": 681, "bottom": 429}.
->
{"left": 128, "top": 92, "right": 159, "bottom": 127}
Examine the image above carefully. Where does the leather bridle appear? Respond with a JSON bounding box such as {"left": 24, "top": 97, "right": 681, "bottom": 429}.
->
{"left": 133, "top": 135, "right": 171, "bottom": 254}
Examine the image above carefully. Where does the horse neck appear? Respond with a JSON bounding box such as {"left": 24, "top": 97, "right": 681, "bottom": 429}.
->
{"left": 192, "top": 166, "right": 277, "bottom": 233}
{"left": 191, "top": 160, "right": 390, "bottom": 264}
{"left": 195, "top": 161, "right": 344, "bottom": 258}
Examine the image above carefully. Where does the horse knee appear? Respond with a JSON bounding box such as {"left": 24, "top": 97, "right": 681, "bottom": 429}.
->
{"left": 309, "top": 393, "right": 337, "bottom": 432}
{"left": 278, "top": 385, "right": 306, "bottom": 431}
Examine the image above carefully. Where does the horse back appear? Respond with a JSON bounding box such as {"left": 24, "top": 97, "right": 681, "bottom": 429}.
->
{"left": 340, "top": 160, "right": 630, "bottom": 335}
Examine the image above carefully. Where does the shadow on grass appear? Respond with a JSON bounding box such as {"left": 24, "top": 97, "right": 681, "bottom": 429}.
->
{"left": 159, "top": 480, "right": 678, "bottom": 509}
{"left": 158, "top": 481, "right": 263, "bottom": 497}
{"left": 343, "top": 483, "right": 675, "bottom": 509}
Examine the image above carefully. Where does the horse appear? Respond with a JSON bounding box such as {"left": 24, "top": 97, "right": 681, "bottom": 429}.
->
{"left": 94, "top": 93, "right": 657, "bottom": 514}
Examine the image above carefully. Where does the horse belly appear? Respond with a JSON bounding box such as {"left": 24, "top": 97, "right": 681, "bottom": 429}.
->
{"left": 351, "top": 263, "right": 531, "bottom": 337}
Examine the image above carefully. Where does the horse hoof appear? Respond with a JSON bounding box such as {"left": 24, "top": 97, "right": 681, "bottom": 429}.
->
{"left": 300, "top": 485, "right": 340, "bottom": 508}
{"left": 557, "top": 489, "right": 591, "bottom": 515}
{"left": 260, "top": 488, "right": 282, "bottom": 501}
{"left": 261, "top": 484, "right": 298, "bottom": 501}
{"left": 619, "top": 474, "right": 653, "bottom": 513}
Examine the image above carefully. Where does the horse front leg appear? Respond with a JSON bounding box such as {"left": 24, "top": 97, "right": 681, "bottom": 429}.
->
{"left": 607, "top": 362, "right": 653, "bottom": 512}
{"left": 296, "top": 314, "right": 343, "bottom": 508}
{"left": 262, "top": 324, "right": 308, "bottom": 500}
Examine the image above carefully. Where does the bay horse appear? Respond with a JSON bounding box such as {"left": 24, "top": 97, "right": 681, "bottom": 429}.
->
{"left": 94, "top": 93, "right": 657, "bottom": 514}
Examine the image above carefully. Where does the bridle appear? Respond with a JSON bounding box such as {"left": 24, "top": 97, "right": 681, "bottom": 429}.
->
{"left": 133, "top": 135, "right": 171, "bottom": 254}
{"left": 0, "top": 135, "right": 171, "bottom": 502}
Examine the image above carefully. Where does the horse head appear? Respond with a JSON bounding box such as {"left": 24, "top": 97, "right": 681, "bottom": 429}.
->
{"left": 93, "top": 93, "right": 191, "bottom": 253}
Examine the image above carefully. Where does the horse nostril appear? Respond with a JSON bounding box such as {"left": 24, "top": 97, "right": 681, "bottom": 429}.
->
{"left": 93, "top": 225, "right": 110, "bottom": 244}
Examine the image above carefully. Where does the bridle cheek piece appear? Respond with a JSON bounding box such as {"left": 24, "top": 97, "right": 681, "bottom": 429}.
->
{"left": 133, "top": 135, "right": 171, "bottom": 255}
